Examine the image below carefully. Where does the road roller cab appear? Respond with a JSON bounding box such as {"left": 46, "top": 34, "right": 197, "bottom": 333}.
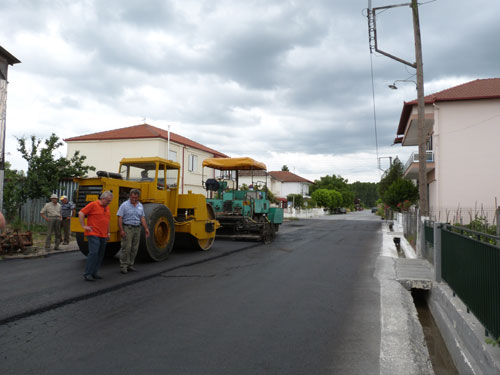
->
{"left": 70, "top": 157, "right": 219, "bottom": 261}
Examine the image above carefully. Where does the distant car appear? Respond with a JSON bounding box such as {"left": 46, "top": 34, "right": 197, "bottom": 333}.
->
{"left": 371, "top": 207, "right": 377, "bottom": 213}
{"left": 339, "top": 208, "right": 347, "bottom": 214}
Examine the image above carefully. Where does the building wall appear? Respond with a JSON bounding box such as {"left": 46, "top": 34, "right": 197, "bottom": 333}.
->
{"left": 66, "top": 138, "right": 216, "bottom": 195}
{"left": 182, "top": 147, "right": 214, "bottom": 194}
{"left": 281, "top": 182, "right": 304, "bottom": 197}
{"left": 430, "top": 99, "right": 500, "bottom": 223}
{"left": 238, "top": 175, "right": 271, "bottom": 190}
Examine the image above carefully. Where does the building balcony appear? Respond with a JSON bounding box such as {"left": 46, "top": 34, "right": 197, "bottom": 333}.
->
{"left": 404, "top": 151, "right": 435, "bottom": 180}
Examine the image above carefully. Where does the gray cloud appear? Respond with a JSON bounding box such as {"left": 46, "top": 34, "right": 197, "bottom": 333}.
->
{"left": 1, "top": 0, "right": 499, "bottom": 181}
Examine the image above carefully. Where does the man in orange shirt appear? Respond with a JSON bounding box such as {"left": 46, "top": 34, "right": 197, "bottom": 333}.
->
{"left": 78, "top": 191, "right": 113, "bottom": 282}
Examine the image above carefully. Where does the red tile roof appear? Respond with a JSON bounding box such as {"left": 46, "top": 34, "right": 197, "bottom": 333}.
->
{"left": 397, "top": 78, "right": 500, "bottom": 136}
{"left": 64, "top": 123, "right": 228, "bottom": 157}
{"left": 268, "top": 171, "right": 313, "bottom": 184}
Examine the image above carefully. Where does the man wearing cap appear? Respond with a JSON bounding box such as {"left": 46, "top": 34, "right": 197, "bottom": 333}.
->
{"left": 60, "top": 196, "right": 75, "bottom": 245}
{"left": 40, "top": 193, "right": 62, "bottom": 250}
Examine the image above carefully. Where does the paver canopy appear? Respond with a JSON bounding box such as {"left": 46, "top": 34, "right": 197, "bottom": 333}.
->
{"left": 202, "top": 157, "right": 266, "bottom": 171}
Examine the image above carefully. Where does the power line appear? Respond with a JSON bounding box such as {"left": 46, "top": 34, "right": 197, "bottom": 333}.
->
{"left": 369, "top": 53, "right": 380, "bottom": 168}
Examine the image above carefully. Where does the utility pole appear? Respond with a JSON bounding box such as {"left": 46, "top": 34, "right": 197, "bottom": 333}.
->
{"left": 367, "top": 0, "right": 428, "bottom": 217}
{"left": 411, "top": 0, "right": 428, "bottom": 216}
{"left": 0, "top": 46, "right": 21, "bottom": 213}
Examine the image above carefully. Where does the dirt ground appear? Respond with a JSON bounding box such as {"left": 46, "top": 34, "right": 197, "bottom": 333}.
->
{"left": 0, "top": 227, "right": 79, "bottom": 260}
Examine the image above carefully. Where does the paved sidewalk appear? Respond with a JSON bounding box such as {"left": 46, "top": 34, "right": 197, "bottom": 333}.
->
{"left": 377, "top": 221, "right": 434, "bottom": 375}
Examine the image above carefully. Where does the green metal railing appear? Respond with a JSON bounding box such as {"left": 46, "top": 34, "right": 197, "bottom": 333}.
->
{"left": 422, "top": 220, "right": 434, "bottom": 264}
{"left": 441, "top": 224, "right": 500, "bottom": 338}
{"left": 424, "top": 220, "right": 434, "bottom": 245}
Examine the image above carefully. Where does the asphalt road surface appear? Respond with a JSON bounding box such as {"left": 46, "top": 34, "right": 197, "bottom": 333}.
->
{"left": 0, "top": 212, "right": 382, "bottom": 375}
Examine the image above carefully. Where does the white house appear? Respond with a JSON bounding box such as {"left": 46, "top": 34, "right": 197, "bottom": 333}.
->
{"left": 268, "top": 171, "right": 313, "bottom": 199}
{"left": 238, "top": 170, "right": 313, "bottom": 206}
{"left": 64, "top": 123, "right": 227, "bottom": 195}
{"left": 395, "top": 78, "right": 500, "bottom": 224}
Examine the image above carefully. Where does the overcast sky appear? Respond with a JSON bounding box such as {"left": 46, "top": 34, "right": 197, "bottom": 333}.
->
{"left": 1, "top": 0, "right": 499, "bottom": 182}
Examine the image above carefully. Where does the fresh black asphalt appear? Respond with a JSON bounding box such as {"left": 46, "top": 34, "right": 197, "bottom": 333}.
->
{"left": 0, "top": 214, "right": 382, "bottom": 375}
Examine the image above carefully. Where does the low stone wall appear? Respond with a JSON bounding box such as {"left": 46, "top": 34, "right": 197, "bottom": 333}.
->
{"left": 283, "top": 208, "right": 326, "bottom": 219}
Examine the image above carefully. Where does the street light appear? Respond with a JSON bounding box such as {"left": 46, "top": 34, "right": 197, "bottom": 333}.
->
{"left": 388, "top": 79, "right": 417, "bottom": 90}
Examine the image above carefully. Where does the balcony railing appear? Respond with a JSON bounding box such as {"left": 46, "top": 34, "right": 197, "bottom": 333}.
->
{"left": 404, "top": 150, "right": 434, "bottom": 173}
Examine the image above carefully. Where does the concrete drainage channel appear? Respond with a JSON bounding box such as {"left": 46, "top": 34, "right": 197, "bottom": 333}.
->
{"left": 397, "top": 254, "right": 458, "bottom": 373}
{"left": 390, "top": 226, "right": 458, "bottom": 374}
{"left": 412, "top": 289, "right": 459, "bottom": 374}
{"left": 384, "top": 221, "right": 500, "bottom": 373}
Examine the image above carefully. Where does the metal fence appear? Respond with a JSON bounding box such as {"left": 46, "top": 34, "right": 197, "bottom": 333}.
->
{"left": 441, "top": 224, "right": 500, "bottom": 339}
{"left": 18, "top": 180, "right": 79, "bottom": 226}
{"left": 429, "top": 206, "right": 498, "bottom": 226}
{"left": 401, "top": 210, "right": 418, "bottom": 242}
{"left": 422, "top": 220, "right": 434, "bottom": 265}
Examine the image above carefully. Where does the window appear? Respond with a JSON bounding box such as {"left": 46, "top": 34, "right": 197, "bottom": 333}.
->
{"left": 188, "top": 154, "right": 198, "bottom": 172}
{"left": 169, "top": 150, "right": 177, "bottom": 162}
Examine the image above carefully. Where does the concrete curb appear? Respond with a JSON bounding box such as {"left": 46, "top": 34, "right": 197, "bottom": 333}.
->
{"left": 376, "top": 226, "right": 434, "bottom": 375}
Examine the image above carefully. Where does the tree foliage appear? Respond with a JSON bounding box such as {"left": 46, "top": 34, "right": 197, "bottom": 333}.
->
{"left": 311, "top": 188, "right": 344, "bottom": 211}
{"left": 287, "top": 193, "right": 304, "bottom": 208}
{"left": 17, "top": 133, "right": 95, "bottom": 200}
{"left": 281, "top": 165, "right": 289, "bottom": 171}
{"left": 310, "top": 174, "right": 356, "bottom": 208}
{"left": 383, "top": 178, "right": 419, "bottom": 211}
{"left": 349, "top": 181, "right": 379, "bottom": 207}
{"left": 3, "top": 162, "right": 26, "bottom": 219}
{"left": 311, "top": 189, "right": 331, "bottom": 208}
{"left": 310, "top": 174, "right": 348, "bottom": 194}
{"left": 329, "top": 190, "right": 343, "bottom": 209}
{"left": 378, "top": 157, "right": 403, "bottom": 199}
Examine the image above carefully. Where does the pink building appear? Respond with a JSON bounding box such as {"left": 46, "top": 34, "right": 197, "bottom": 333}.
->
{"left": 395, "top": 78, "right": 500, "bottom": 224}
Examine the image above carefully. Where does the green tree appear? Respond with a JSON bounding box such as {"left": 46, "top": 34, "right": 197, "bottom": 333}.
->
{"left": 287, "top": 193, "right": 304, "bottom": 208}
{"left": 263, "top": 186, "right": 277, "bottom": 204}
{"left": 281, "top": 165, "right": 289, "bottom": 171}
{"left": 349, "top": 181, "right": 379, "bottom": 207}
{"left": 383, "top": 178, "right": 419, "bottom": 211}
{"left": 378, "top": 157, "right": 403, "bottom": 199}
{"left": 328, "top": 190, "right": 342, "bottom": 210}
{"left": 3, "top": 162, "right": 26, "bottom": 220}
{"left": 310, "top": 174, "right": 348, "bottom": 194}
{"left": 311, "top": 189, "right": 331, "bottom": 208}
{"left": 340, "top": 189, "right": 355, "bottom": 208}
{"left": 17, "top": 133, "right": 95, "bottom": 200}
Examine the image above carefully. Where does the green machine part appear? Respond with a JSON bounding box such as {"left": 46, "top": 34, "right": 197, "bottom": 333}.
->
{"left": 268, "top": 207, "right": 284, "bottom": 224}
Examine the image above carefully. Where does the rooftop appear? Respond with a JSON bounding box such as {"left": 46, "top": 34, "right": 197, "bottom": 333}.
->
{"left": 0, "top": 46, "right": 21, "bottom": 65}
{"left": 397, "top": 78, "right": 500, "bottom": 136}
{"left": 64, "top": 123, "right": 228, "bottom": 158}
{"left": 268, "top": 171, "right": 313, "bottom": 184}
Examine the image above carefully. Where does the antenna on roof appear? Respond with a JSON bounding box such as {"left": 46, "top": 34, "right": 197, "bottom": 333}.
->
{"left": 142, "top": 117, "right": 146, "bottom": 124}
{"left": 167, "top": 124, "right": 171, "bottom": 160}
